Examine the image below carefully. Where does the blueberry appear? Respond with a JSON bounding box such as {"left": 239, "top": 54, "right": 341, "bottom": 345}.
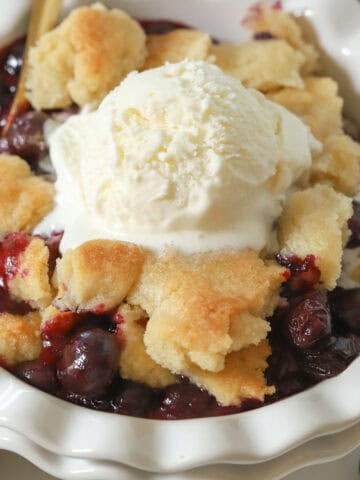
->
{"left": 151, "top": 383, "right": 212, "bottom": 420}
{"left": 330, "top": 287, "right": 360, "bottom": 333}
{"left": 332, "top": 334, "right": 360, "bottom": 361}
{"left": 300, "top": 345, "right": 346, "bottom": 381}
{"left": 111, "top": 380, "right": 155, "bottom": 417}
{"left": 15, "top": 360, "right": 58, "bottom": 393}
{"left": 6, "top": 111, "right": 48, "bottom": 166}
{"left": 57, "top": 329, "right": 120, "bottom": 398}
{"left": 284, "top": 290, "right": 331, "bottom": 349}
{"left": 347, "top": 201, "right": 360, "bottom": 248}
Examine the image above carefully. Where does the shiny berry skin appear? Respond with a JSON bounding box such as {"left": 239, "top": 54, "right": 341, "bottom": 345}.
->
{"left": 6, "top": 111, "right": 48, "bottom": 166}
{"left": 151, "top": 383, "right": 213, "bottom": 420}
{"left": 61, "top": 392, "right": 111, "bottom": 412}
{"left": 300, "top": 346, "right": 346, "bottom": 381}
{"left": 14, "top": 360, "right": 58, "bottom": 393}
{"left": 0, "top": 131, "right": 11, "bottom": 152}
{"left": 0, "top": 37, "right": 25, "bottom": 129}
{"left": 57, "top": 329, "right": 120, "bottom": 398}
{"left": 284, "top": 290, "right": 331, "bottom": 349}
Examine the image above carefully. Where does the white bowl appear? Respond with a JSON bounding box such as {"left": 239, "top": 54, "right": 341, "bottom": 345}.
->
{"left": 0, "top": 423, "right": 359, "bottom": 479}
{"left": 0, "top": 0, "right": 359, "bottom": 476}
{"left": 0, "top": 361, "right": 359, "bottom": 473}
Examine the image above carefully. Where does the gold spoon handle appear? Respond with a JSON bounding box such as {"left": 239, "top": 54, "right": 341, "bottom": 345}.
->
{"left": 3, "top": 0, "right": 62, "bottom": 134}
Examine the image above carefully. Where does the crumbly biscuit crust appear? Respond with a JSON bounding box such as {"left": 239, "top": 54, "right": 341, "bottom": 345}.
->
{"left": 26, "top": 4, "right": 147, "bottom": 108}
{"left": 0, "top": 155, "right": 54, "bottom": 233}
{"left": 7, "top": 237, "right": 54, "bottom": 309}
{"left": 0, "top": 312, "right": 41, "bottom": 365}
{"left": 187, "top": 340, "right": 275, "bottom": 406}
{"left": 267, "top": 77, "right": 343, "bottom": 141}
{"left": 143, "top": 29, "right": 212, "bottom": 70}
{"left": 117, "top": 303, "right": 176, "bottom": 388}
{"left": 54, "top": 240, "right": 144, "bottom": 312}
{"left": 278, "top": 184, "right": 353, "bottom": 290}
{"left": 248, "top": 6, "right": 319, "bottom": 74}
{"left": 126, "top": 249, "right": 284, "bottom": 403}
{"left": 310, "top": 134, "right": 360, "bottom": 196}
{"left": 213, "top": 40, "right": 305, "bottom": 92}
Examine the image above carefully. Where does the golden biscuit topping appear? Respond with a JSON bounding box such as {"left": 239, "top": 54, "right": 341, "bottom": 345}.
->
{"left": 7, "top": 237, "right": 54, "bottom": 309}
{"left": 143, "top": 29, "right": 212, "bottom": 70}
{"left": 278, "top": 184, "right": 353, "bottom": 290}
{"left": 267, "top": 77, "right": 343, "bottom": 141}
{"left": 26, "top": 4, "right": 147, "bottom": 108}
{"left": 54, "top": 240, "right": 144, "bottom": 312}
{"left": 248, "top": 6, "right": 319, "bottom": 74}
{"left": 0, "top": 312, "right": 41, "bottom": 365}
{"left": 0, "top": 155, "right": 54, "bottom": 233}
{"left": 212, "top": 40, "right": 305, "bottom": 91}
{"left": 310, "top": 134, "right": 360, "bottom": 196}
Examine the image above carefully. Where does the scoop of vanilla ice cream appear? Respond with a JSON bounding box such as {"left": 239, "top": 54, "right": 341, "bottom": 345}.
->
{"left": 39, "top": 61, "right": 317, "bottom": 253}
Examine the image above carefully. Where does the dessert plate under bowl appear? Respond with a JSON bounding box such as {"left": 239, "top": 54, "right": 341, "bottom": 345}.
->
{"left": 0, "top": 0, "right": 359, "bottom": 477}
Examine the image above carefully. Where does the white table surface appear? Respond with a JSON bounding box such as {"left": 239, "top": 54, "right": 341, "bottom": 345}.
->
{"left": 1, "top": 447, "right": 359, "bottom": 480}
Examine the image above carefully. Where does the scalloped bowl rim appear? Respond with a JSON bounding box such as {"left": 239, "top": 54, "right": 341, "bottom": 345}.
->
{"left": 0, "top": 422, "right": 359, "bottom": 480}
{"left": 0, "top": 358, "right": 359, "bottom": 473}
{"left": 0, "top": 0, "right": 359, "bottom": 474}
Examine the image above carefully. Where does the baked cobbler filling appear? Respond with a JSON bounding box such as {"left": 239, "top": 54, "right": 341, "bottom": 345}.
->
{"left": 0, "top": 4, "right": 359, "bottom": 419}
{"left": 0, "top": 224, "right": 359, "bottom": 419}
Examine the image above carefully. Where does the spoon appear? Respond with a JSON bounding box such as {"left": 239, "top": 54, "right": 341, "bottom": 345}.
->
{"left": 2, "top": 0, "right": 62, "bottom": 135}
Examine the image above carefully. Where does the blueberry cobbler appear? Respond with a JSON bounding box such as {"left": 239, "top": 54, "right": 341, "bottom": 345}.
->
{"left": 0, "top": 3, "right": 359, "bottom": 420}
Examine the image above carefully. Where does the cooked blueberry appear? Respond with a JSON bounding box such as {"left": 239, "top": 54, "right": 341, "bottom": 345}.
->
{"left": 3, "top": 46, "right": 23, "bottom": 78}
{"left": 347, "top": 201, "right": 360, "bottom": 248}
{"left": 284, "top": 290, "right": 331, "bottom": 349}
{"left": 332, "top": 334, "right": 360, "bottom": 361}
{"left": 61, "top": 392, "right": 111, "bottom": 412}
{"left": 111, "top": 380, "right": 155, "bottom": 417}
{"left": 0, "top": 287, "right": 32, "bottom": 315}
{"left": 6, "top": 111, "right": 48, "bottom": 165}
{"left": 0, "top": 87, "right": 12, "bottom": 129}
{"left": 276, "top": 376, "right": 308, "bottom": 398}
{"left": 57, "top": 328, "right": 120, "bottom": 398}
{"left": 0, "top": 136, "right": 11, "bottom": 153}
{"left": 151, "top": 383, "right": 212, "bottom": 420}
{"left": 330, "top": 287, "right": 360, "bottom": 333}
{"left": 0, "top": 39, "right": 24, "bottom": 88}
{"left": 300, "top": 349, "right": 347, "bottom": 382}
{"left": 266, "top": 342, "right": 300, "bottom": 382}
{"left": 15, "top": 360, "right": 58, "bottom": 393}
{"left": 44, "top": 231, "right": 63, "bottom": 275}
